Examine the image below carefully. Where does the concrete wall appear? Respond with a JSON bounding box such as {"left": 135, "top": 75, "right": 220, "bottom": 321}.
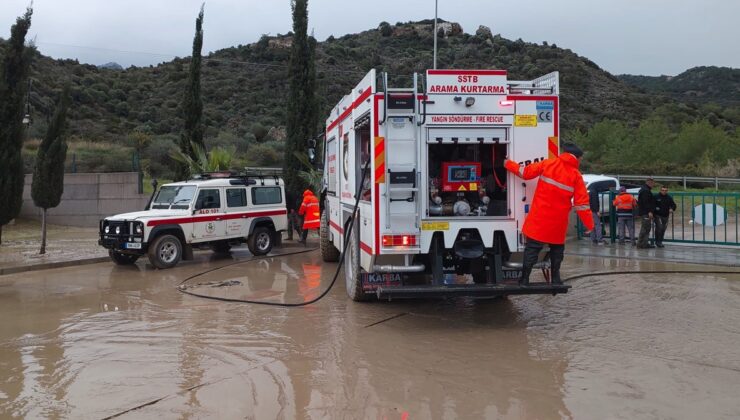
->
{"left": 21, "top": 172, "right": 150, "bottom": 227}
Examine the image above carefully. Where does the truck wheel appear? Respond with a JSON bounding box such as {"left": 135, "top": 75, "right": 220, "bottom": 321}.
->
{"left": 109, "top": 250, "right": 139, "bottom": 265}
{"left": 147, "top": 234, "right": 182, "bottom": 269}
{"left": 248, "top": 226, "right": 273, "bottom": 256}
{"left": 344, "top": 219, "right": 369, "bottom": 301}
{"left": 210, "top": 240, "right": 232, "bottom": 254}
{"left": 320, "top": 210, "right": 340, "bottom": 262}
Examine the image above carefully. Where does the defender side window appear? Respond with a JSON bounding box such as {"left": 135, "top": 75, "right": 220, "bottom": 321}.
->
{"left": 195, "top": 189, "right": 221, "bottom": 210}
{"left": 226, "top": 188, "right": 247, "bottom": 208}
{"left": 252, "top": 187, "right": 282, "bottom": 205}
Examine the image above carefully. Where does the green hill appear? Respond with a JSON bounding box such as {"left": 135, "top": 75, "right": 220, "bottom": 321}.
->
{"left": 2, "top": 20, "right": 738, "bottom": 177}
{"left": 619, "top": 66, "right": 740, "bottom": 107}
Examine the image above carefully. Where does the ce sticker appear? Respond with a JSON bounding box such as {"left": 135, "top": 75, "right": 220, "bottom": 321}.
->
{"left": 537, "top": 111, "right": 552, "bottom": 123}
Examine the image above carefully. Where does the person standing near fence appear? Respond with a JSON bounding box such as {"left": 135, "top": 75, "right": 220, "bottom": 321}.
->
{"left": 653, "top": 186, "right": 676, "bottom": 248}
{"left": 588, "top": 187, "right": 607, "bottom": 245}
{"left": 613, "top": 186, "right": 638, "bottom": 245}
{"left": 637, "top": 177, "right": 657, "bottom": 248}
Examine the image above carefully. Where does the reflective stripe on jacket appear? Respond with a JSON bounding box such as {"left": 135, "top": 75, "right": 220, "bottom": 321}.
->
{"left": 505, "top": 153, "right": 594, "bottom": 244}
{"left": 613, "top": 192, "right": 637, "bottom": 216}
{"left": 298, "top": 192, "right": 320, "bottom": 230}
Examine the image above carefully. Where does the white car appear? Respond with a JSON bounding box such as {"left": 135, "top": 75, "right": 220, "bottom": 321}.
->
{"left": 99, "top": 172, "right": 288, "bottom": 269}
{"left": 583, "top": 174, "right": 641, "bottom": 214}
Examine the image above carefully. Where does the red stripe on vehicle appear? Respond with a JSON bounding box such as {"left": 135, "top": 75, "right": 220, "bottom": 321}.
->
{"left": 360, "top": 241, "right": 373, "bottom": 255}
{"left": 326, "top": 87, "right": 373, "bottom": 132}
{"left": 427, "top": 69, "right": 507, "bottom": 75}
{"left": 146, "top": 209, "right": 287, "bottom": 227}
{"left": 329, "top": 220, "right": 343, "bottom": 233}
{"left": 374, "top": 95, "right": 382, "bottom": 255}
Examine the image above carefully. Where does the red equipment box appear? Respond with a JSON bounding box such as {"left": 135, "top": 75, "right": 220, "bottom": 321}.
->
{"left": 441, "top": 162, "right": 481, "bottom": 192}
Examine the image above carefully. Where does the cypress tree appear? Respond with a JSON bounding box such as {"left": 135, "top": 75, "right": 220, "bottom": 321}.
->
{"left": 0, "top": 8, "right": 33, "bottom": 245}
{"left": 176, "top": 4, "right": 205, "bottom": 181}
{"left": 284, "top": 0, "right": 317, "bottom": 198}
{"left": 32, "top": 85, "right": 70, "bottom": 255}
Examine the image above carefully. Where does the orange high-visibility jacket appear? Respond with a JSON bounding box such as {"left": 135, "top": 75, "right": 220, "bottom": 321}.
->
{"left": 505, "top": 153, "right": 594, "bottom": 244}
{"left": 298, "top": 190, "right": 320, "bottom": 230}
{"left": 613, "top": 192, "right": 637, "bottom": 211}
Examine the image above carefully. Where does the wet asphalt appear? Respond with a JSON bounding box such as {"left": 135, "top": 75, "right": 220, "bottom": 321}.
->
{"left": 0, "top": 245, "right": 739, "bottom": 419}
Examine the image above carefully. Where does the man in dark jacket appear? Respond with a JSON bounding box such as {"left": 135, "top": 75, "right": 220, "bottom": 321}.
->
{"left": 653, "top": 186, "right": 676, "bottom": 248}
{"left": 285, "top": 190, "right": 303, "bottom": 241}
{"left": 636, "top": 177, "right": 656, "bottom": 248}
{"left": 588, "top": 187, "right": 605, "bottom": 244}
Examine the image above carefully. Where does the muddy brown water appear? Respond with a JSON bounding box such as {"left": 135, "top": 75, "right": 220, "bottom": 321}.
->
{"left": 0, "top": 248, "right": 739, "bottom": 419}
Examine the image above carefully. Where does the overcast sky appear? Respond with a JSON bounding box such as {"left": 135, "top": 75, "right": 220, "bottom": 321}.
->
{"left": 1, "top": 0, "right": 738, "bottom": 76}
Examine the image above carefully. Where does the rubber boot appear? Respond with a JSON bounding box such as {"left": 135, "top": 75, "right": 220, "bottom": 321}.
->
{"left": 549, "top": 246, "right": 565, "bottom": 285}
{"left": 519, "top": 243, "right": 541, "bottom": 286}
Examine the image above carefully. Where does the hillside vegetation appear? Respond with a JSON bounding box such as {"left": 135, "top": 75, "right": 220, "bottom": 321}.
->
{"left": 1, "top": 20, "right": 738, "bottom": 178}
{"left": 619, "top": 66, "right": 740, "bottom": 107}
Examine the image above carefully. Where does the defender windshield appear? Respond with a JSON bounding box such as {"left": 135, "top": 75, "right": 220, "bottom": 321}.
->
{"left": 151, "top": 185, "right": 196, "bottom": 209}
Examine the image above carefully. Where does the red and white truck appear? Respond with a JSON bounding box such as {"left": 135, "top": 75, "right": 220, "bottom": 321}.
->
{"left": 319, "top": 69, "right": 569, "bottom": 300}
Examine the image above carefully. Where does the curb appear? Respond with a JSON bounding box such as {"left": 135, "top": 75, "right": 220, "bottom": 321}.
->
{"left": 0, "top": 256, "right": 110, "bottom": 277}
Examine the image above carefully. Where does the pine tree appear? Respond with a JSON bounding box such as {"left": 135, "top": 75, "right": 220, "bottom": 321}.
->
{"left": 0, "top": 8, "right": 33, "bottom": 245}
{"left": 284, "top": 0, "right": 318, "bottom": 199}
{"left": 32, "top": 86, "right": 70, "bottom": 254}
{"left": 176, "top": 4, "right": 205, "bottom": 181}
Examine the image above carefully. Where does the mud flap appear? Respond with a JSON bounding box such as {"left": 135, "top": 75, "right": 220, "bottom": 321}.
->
{"left": 183, "top": 244, "right": 194, "bottom": 261}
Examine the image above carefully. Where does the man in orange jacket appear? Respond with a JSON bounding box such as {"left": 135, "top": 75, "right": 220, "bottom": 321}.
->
{"left": 504, "top": 143, "right": 594, "bottom": 285}
{"left": 613, "top": 186, "right": 638, "bottom": 245}
{"left": 297, "top": 189, "right": 320, "bottom": 244}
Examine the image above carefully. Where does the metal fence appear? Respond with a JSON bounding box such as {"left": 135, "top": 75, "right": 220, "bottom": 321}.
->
{"left": 577, "top": 191, "right": 740, "bottom": 246}
{"left": 606, "top": 174, "right": 740, "bottom": 190}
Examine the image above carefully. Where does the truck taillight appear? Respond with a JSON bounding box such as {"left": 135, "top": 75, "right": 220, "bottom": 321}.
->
{"left": 382, "top": 235, "right": 417, "bottom": 247}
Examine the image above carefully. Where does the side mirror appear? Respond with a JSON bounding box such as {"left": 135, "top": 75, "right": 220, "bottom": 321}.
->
{"left": 307, "top": 138, "right": 317, "bottom": 164}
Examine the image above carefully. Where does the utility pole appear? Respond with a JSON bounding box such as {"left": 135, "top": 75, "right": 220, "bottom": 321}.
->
{"left": 433, "top": 0, "right": 438, "bottom": 69}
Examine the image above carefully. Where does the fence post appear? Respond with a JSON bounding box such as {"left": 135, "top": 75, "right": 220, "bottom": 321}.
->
{"left": 715, "top": 177, "right": 719, "bottom": 191}
{"left": 71, "top": 153, "right": 77, "bottom": 173}
{"left": 609, "top": 190, "right": 617, "bottom": 243}
{"left": 683, "top": 176, "right": 687, "bottom": 190}
{"left": 133, "top": 151, "right": 143, "bottom": 194}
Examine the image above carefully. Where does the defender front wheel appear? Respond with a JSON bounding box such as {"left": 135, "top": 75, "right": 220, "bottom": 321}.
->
{"left": 147, "top": 234, "right": 182, "bottom": 269}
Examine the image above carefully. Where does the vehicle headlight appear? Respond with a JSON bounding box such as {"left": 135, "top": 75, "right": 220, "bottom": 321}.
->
{"left": 135, "top": 223, "right": 143, "bottom": 234}
{"left": 115, "top": 226, "right": 121, "bottom": 234}
{"left": 104, "top": 226, "right": 110, "bottom": 233}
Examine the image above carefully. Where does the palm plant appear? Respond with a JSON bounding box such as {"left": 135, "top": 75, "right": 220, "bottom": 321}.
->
{"left": 172, "top": 141, "right": 234, "bottom": 176}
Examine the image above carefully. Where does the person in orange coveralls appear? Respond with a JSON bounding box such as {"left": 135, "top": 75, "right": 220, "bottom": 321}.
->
{"left": 504, "top": 143, "right": 594, "bottom": 285}
{"left": 297, "top": 189, "right": 320, "bottom": 244}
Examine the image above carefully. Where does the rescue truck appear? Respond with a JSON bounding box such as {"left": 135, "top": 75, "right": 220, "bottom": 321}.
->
{"left": 319, "top": 69, "right": 570, "bottom": 300}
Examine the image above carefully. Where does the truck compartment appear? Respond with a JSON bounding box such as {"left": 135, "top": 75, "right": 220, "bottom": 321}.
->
{"left": 427, "top": 143, "right": 508, "bottom": 217}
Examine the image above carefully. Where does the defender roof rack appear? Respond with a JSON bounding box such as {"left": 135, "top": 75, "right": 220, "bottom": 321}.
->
{"left": 242, "top": 167, "right": 283, "bottom": 186}
{"left": 190, "top": 171, "right": 238, "bottom": 180}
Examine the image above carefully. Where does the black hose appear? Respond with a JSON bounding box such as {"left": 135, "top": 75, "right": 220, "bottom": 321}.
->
{"left": 564, "top": 269, "right": 739, "bottom": 283}
{"left": 177, "top": 165, "right": 369, "bottom": 307}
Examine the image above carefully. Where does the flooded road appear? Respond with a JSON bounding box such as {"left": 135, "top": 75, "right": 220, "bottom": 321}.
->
{"left": 1, "top": 248, "right": 739, "bottom": 419}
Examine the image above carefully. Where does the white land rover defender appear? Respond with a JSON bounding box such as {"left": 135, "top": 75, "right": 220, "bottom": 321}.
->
{"left": 99, "top": 170, "right": 288, "bottom": 269}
